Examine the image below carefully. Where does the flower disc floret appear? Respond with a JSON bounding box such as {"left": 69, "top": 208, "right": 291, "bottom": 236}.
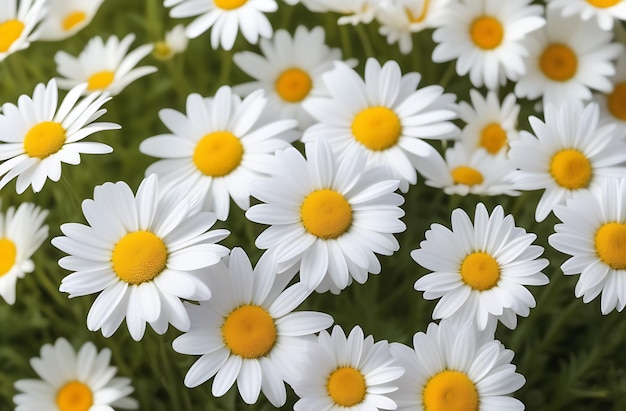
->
{"left": 56, "top": 381, "right": 93, "bottom": 411}
{"left": 222, "top": 305, "right": 277, "bottom": 359}
{"left": 327, "top": 367, "right": 367, "bottom": 407}
{"left": 423, "top": 370, "right": 479, "bottom": 411}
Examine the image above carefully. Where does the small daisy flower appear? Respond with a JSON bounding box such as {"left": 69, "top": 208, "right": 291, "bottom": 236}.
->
{"left": 0, "top": 0, "right": 46, "bottom": 62}
{"left": 54, "top": 33, "right": 157, "bottom": 96}
{"left": 509, "top": 101, "right": 626, "bottom": 222}
{"left": 173, "top": 247, "right": 333, "bottom": 406}
{"left": 153, "top": 24, "right": 188, "bottom": 61}
{"left": 297, "top": 0, "right": 379, "bottom": 25}
{"left": 140, "top": 86, "right": 297, "bottom": 221}
{"left": 303, "top": 58, "right": 458, "bottom": 193}
{"left": 412, "top": 203, "right": 549, "bottom": 330}
{"left": 52, "top": 174, "right": 230, "bottom": 341}
{"left": 594, "top": 48, "right": 626, "bottom": 139}
{"left": 292, "top": 325, "right": 404, "bottom": 411}
{"left": 390, "top": 320, "right": 526, "bottom": 411}
{"left": 167, "top": 0, "right": 277, "bottom": 51}
{"left": 432, "top": 0, "right": 545, "bottom": 89}
{"left": 14, "top": 338, "right": 138, "bottom": 410}
{"left": 0, "top": 79, "right": 118, "bottom": 194}
{"left": 549, "top": 0, "right": 626, "bottom": 31}
{"left": 37, "top": 0, "right": 105, "bottom": 41}
{"left": 0, "top": 202, "right": 48, "bottom": 305}
{"left": 246, "top": 138, "right": 406, "bottom": 293}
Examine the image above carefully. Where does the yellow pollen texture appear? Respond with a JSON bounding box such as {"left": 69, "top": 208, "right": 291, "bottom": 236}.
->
{"left": 595, "top": 223, "right": 626, "bottom": 270}
{"left": 0, "top": 19, "right": 25, "bottom": 53}
{"left": 62, "top": 11, "right": 87, "bottom": 31}
{"left": 406, "top": 0, "right": 430, "bottom": 23}
{"left": 193, "top": 131, "right": 244, "bottom": 177}
{"left": 460, "top": 252, "right": 500, "bottom": 291}
{"left": 549, "top": 149, "right": 592, "bottom": 190}
{"left": 327, "top": 367, "right": 367, "bottom": 407}
{"left": 275, "top": 68, "right": 313, "bottom": 103}
{"left": 607, "top": 82, "right": 626, "bottom": 121}
{"left": 214, "top": 0, "right": 247, "bottom": 10}
{"left": 587, "top": 0, "right": 620, "bottom": 8}
{"left": 0, "top": 238, "right": 17, "bottom": 276}
{"left": 87, "top": 70, "right": 115, "bottom": 91}
{"left": 23, "top": 121, "right": 67, "bottom": 159}
{"left": 222, "top": 305, "right": 277, "bottom": 358}
{"left": 351, "top": 106, "right": 402, "bottom": 151}
{"left": 301, "top": 189, "right": 352, "bottom": 239}
{"left": 56, "top": 381, "right": 93, "bottom": 411}
{"left": 111, "top": 231, "right": 167, "bottom": 285}
{"left": 423, "top": 370, "right": 479, "bottom": 411}
{"left": 470, "top": 16, "right": 504, "bottom": 50}
{"left": 479, "top": 123, "right": 507, "bottom": 154}
{"left": 540, "top": 44, "right": 578, "bottom": 82}
{"left": 452, "top": 166, "right": 484, "bottom": 187}
{"left": 154, "top": 41, "right": 173, "bottom": 60}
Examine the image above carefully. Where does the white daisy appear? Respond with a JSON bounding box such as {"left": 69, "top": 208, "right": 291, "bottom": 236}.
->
{"left": 0, "top": 202, "right": 48, "bottom": 305}
{"left": 412, "top": 203, "right": 549, "bottom": 330}
{"left": 167, "top": 0, "right": 277, "bottom": 51}
{"left": 0, "top": 0, "right": 46, "bottom": 62}
{"left": 432, "top": 0, "right": 545, "bottom": 89}
{"left": 0, "top": 79, "right": 118, "bottom": 194}
{"left": 593, "top": 47, "right": 626, "bottom": 139}
{"left": 292, "top": 325, "right": 404, "bottom": 411}
{"left": 153, "top": 24, "right": 188, "bottom": 61}
{"left": 37, "top": 0, "right": 105, "bottom": 41}
{"left": 245, "top": 138, "right": 406, "bottom": 293}
{"left": 389, "top": 320, "right": 526, "bottom": 411}
{"left": 549, "top": 0, "right": 626, "bottom": 31}
{"left": 52, "top": 174, "right": 230, "bottom": 341}
{"left": 140, "top": 86, "right": 297, "bottom": 221}
{"left": 173, "top": 247, "right": 333, "bottom": 406}
{"left": 295, "top": 0, "right": 379, "bottom": 25}
{"left": 302, "top": 58, "right": 458, "bottom": 193}
{"left": 54, "top": 33, "right": 157, "bottom": 96}
{"left": 14, "top": 338, "right": 138, "bottom": 410}
{"left": 509, "top": 101, "right": 626, "bottom": 222}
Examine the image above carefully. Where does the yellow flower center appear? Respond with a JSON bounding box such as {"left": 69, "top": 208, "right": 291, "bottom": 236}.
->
{"left": 62, "top": 11, "right": 87, "bottom": 32}
{"left": 301, "top": 189, "right": 352, "bottom": 239}
{"left": 214, "top": 0, "right": 247, "bottom": 10}
{"left": 222, "top": 305, "right": 277, "bottom": 359}
{"left": 351, "top": 106, "right": 402, "bottom": 151}
{"left": 406, "top": 0, "right": 430, "bottom": 23}
{"left": 275, "top": 68, "right": 313, "bottom": 103}
{"left": 540, "top": 44, "right": 578, "bottom": 82}
{"left": 23, "top": 121, "right": 67, "bottom": 159}
{"left": 595, "top": 222, "right": 626, "bottom": 270}
{"left": 549, "top": 149, "right": 592, "bottom": 190}
{"left": 111, "top": 231, "right": 167, "bottom": 285}
{"left": 460, "top": 252, "right": 500, "bottom": 291}
{"left": 154, "top": 41, "right": 173, "bottom": 60}
{"left": 87, "top": 70, "right": 115, "bottom": 91}
{"left": 479, "top": 123, "right": 508, "bottom": 154}
{"left": 451, "top": 166, "right": 484, "bottom": 186}
{"left": 470, "top": 16, "right": 504, "bottom": 50}
{"left": 327, "top": 367, "right": 367, "bottom": 407}
{"left": 607, "top": 82, "right": 626, "bottom": 121}
{"left": 587, "top": 0, "right": 620, "bottom": 7}
{"left": 0, "top": 19, "right": 25, "bottom": 53}
{"left": 0, "top": 238, "right": 17, "bottom": 276}
{"left": 56, "top": 381, "right": 94, "bottom": 411}
{"left": 423, "top": 370, "right": 479, "bottom": 411}
{"left": 192, "top": 131, "right": 243, "bottom": 177}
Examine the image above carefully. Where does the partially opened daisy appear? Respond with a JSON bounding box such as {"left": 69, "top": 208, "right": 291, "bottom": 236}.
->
{"left": 390, "top": 320, "right": 526, "bottom": 411}
{"left": 52, "top": 174, "right": 230, "bottom": 341}
{"left": 246, "top": 138, "right": 406, "bottom": 293}
{"left": 0, "top": 79, "right": 118, "bottom": 194}
{"left": 292, "top": 325, "right": 404, "bottom": 411}
{"left": 54, "top": 33, "right": 157, "bottom": 96}
{"left": 14, "top": 338, "right": 138, "bottom": 410}
{"left": 37, "top": 0, "right": 105, "bottom": 41}
{"left": 412, "top": 203, "right": 549, "bottom": 330}
{"left": 0, "top": 202, "right": 48, "bottom": 305}
{"left": 549, "top": 0, "right": 626, "bottom": 31}
{"left": 509, "top": 101, "right": 626, "bottom": 222}
{"left": 0, "top": 0, "right": 46, "bottom": 62}
{"left": 140, "top": 86, "right": 297, "bottom": 221}
{"left": 431, "top": 0, "right": 545, "bottom": 89}
{"left": 302, "top": 58, "right": 458, "bottom": 193}
{"left": 173, "top": 247, "right": 333, "bottom": 406}
{"left": 153, "top": 24, "right": 188, "bottom": 61}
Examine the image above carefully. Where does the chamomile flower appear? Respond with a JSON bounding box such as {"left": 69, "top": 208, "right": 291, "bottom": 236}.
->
{"left": 37, "top": 0, "right": 105, "bottom": 41}
{"left": 173, "top": 247, "right": 333, "bottom": 406}
{"left": 389, "top": 320, "right": 526, "bottom": 411}
{"left": 153, "top": 24, "right": 188, "bottom": 61}
{"left": 0, "top": 79, "right": 118, "bottom": 194}
{"left": 298, "top": 0, "right": 379, "bottom": 25}
{"left": 549, "top": 0, "right": 626, "bottom": 31}
{"left": 412, "top": 203, "right": 549, "bottom": 330}
{"left": 302, "top": 58, "right": 458, "bottom": 193}
{"left": 509, "top": 102, "right": 626, "bottom": 222}
{"left": 0, "top": 0, "right": 46, "bottom": 62}
{"left": 167, "top": 0, "right": 277, "bottom": 51}
{"left": 140, "top": 86, "right": 297, "bottom": 221}
{"left": 52, "top": 174, "right": 230, "bottom": 341}
{"left": 432, "top": 0, "right": 545, "bottom": 89}
{"left": 0, "top": 202, "right": 48, "bottom": 305}
{"left": 14, "top": 338, "right": 138, "bottom": 410}
{"left": 54, "top": 33, "right": 157, "bottom": 96}
{"left": 594, "top": 48, "right": 626, "bottom": 139}
{"left": 245, "top": 138, "right": 406, "bottom": 293}
{"left": 292, "top": 325, "right": 404, "bottom": 411}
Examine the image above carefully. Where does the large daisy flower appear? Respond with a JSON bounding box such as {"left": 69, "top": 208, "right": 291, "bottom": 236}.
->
{"left": 14, "top": 338, "right": 138, "bottom": 410}
{"left": 0, "top": 0, "right": 46, "bottom": 62}
{"left": 302, "top": 58, "right": 458, "bottom": 193}
{"left": 173, "top": 247, "right": 333, "bottom": 406}
{"left": 412, "top": 203, "right": 549, "bottom": 330}
{"left": 37, "top": 0, "right": 105, "bottom": 41}
{"left": 0, "top": 79, "right": 118, "bottom": 194}
{"left": 549, "top": 0, "right": 626, "bottom": 31}
{"left": 245, "top": 138, "right": 406, "bottom": 293}
{"left": 140, "top": 86, "right": 297, "bottom": 221}
{"left": 52, "top": 174, "right": 230, "bottom": 341}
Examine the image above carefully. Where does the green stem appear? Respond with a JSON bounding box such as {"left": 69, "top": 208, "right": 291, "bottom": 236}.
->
{"left": 355, "top": 24, "right": 375, "bottom": 58}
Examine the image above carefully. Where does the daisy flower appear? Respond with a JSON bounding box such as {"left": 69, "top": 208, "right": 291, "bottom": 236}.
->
{"left": 509, "top": 101, "right": 626, "bottom": 222}
{"left": 0, "top": 79, "right": 118, "bottom": 194}
{"left": 173, "top": 247, "right": 333, "bottom": 406}
{"left": 432, "top": 0, "right": 545, "bottom": 89}
{"left": 153, "top": 24, "right": 188, "bottom": 61}
{"left": 52, "top": 174, "right": 230, "bottom": 341}
{"left": 0, "top": 202, "right": 48, "bottom": 305}
{"left": 295, "top": 0, "right": 379, "bottom": 25}
{"left": 390, "top": 320, "right": 526, "bottom": 411}
{"left": 14, "top": 338, "right": 138, "bottom": 410}
{"left": 302, "top": 58, "right": 458, "bottom": 193}
{"left": 54, "top": 33, "right": 157, "bottom": 96}
{"left": 291, "top": 325, "right": 404, "bottom": 411}
{"left": 594, "top": 47, "right": 626, "bottom": 139}
{"left": 0, "top": 0, "right": 46, "bottom": 62}
{"left": 412, "top": 203, "right": 549, "bottom": 330}
{"left": 140, "top": 86, "right": 297, "bottom": 221}
{"left": 549, "top": 0, "right": 626, "bottom": 31}
{"left": 514, "top": 8, "right": 622, "bottom": 107}
{"left": 246, "top": 138, "right": 406, "bottom": 293}
{"left": 37, "top": 0, "right": 105, "bottom": 41}
{"left": 167, "top": 0, "right": 277, "bottom": 51}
